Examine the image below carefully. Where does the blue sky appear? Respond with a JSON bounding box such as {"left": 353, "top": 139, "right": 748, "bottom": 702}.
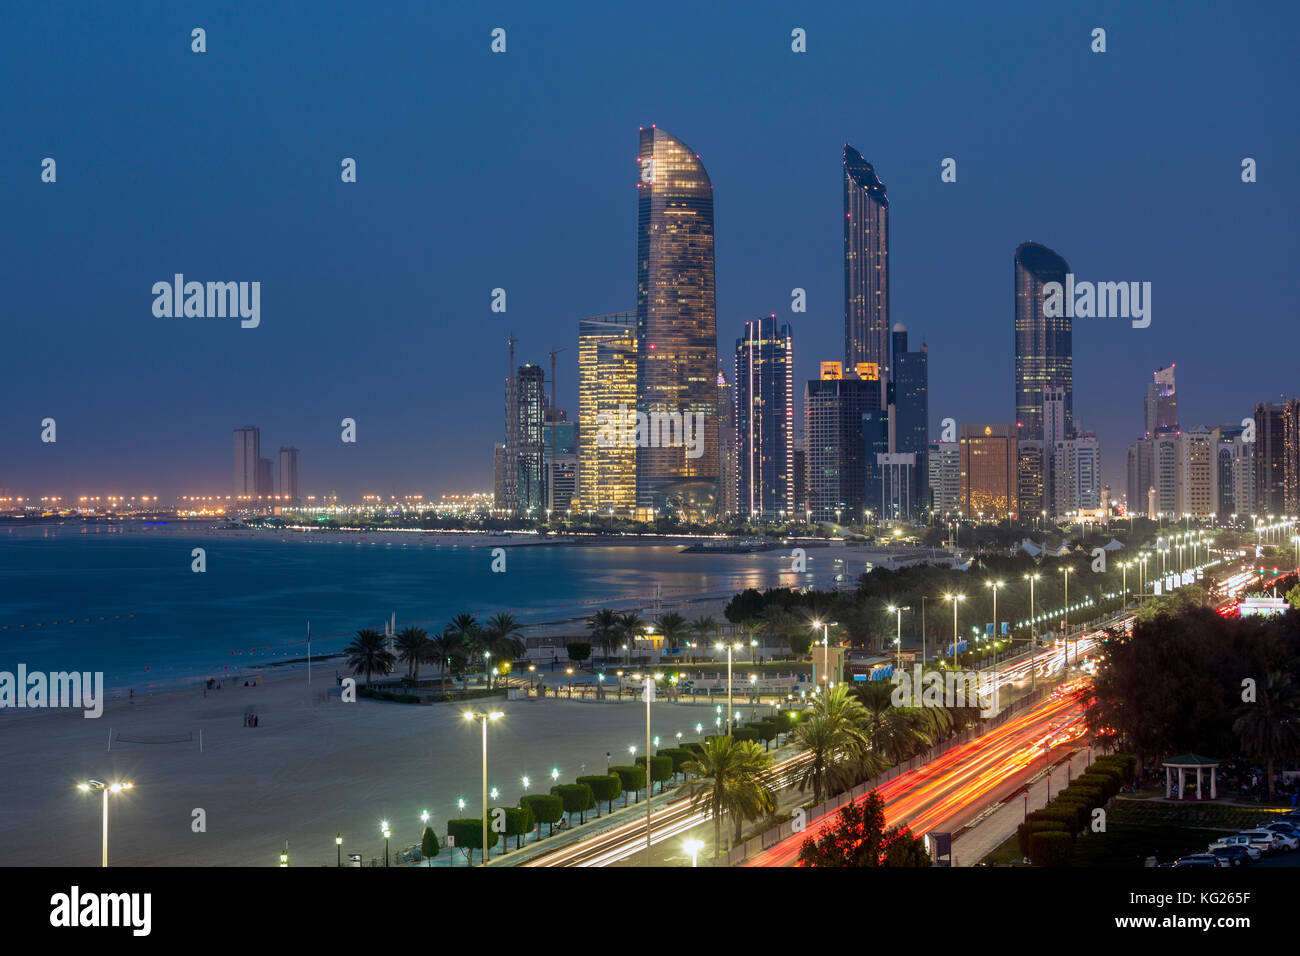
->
{"left": 2, "top": 0, "right": 1296, "bottom": 501}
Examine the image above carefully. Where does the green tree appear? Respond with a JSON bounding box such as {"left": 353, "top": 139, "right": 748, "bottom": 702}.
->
{"left": 566, "top": 642, "right": 592, "bottom": 667}
{"left": 1233, "top": 670, "right": 1300, "bottom": 801}
{"left": 520, "top": 794, "right": 564, "bottom": 837}
{"left": 587, "top": 608, "right": 621, "bottom": 660}
{"left": 395, "top": 625, "right": 429, "bottom": 680}
{"left": 617, "top": 612, "right": 644, "bottom": 662}
{"left": 420, "top": 825, "right": 440, "bottom": 865}
{"left": 577, "top": 774, "right": 622, "bottom": 815}
{"left": 427, "top": 631, "right": 465, "bottom": 697}
{"left": 446, "top": 818, "right": 498, "bottom": 865}
{"left": 655, "top": 612, "right": 690, "bottom": 651}
{"left": 550, "top": 783, "right": 596, "bottom": 825}
{"left": 344, "top": 629, "right": 395, "bottom": 685}
{"left": 445, "top": 613, "right": 482, "bottom": 690}
{"left": 797, "top": 791, "right": 930, "bottom": 867}
{"left": 608, "top": 765, "right": 647, "bottom": 806}
{"left": 689, "top": 616, "right": 719, "bottom": 661}
{"left": 791, "top": 685, "right": 882, "bottom": 804}
{"left": 681, "top": 736, "right": 776, "bottom": 857}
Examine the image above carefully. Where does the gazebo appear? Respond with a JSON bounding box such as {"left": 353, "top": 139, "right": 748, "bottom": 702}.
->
{"left": 1162, "top": 754, "right": 1220, "bottom": 800}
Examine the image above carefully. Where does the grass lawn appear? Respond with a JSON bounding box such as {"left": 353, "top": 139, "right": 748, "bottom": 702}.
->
{"left": 982, "top": 833, "right": 1030, "bottom": 866}
{"left": 1067, "top": 799, "right": 1280, "bottom": 866}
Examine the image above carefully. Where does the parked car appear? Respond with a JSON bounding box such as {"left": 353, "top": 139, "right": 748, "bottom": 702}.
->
{"left": 1264, "top": 820, "right": 1300, "bottom": 838}
{"left": 1208, "top": 845, "right": 1253, "bottom": 867}
{"left": 1174, "top": 854, "right": 1225, "bottom": 867}
{"left": 1209, "top": 834, "right": 1262, "bottom": 859}
{"left": 1240, "top": 830, "right": 1284, "bottom": 854}
{"left": 1258, "top": 826, "right": 1300, "bottom": 851}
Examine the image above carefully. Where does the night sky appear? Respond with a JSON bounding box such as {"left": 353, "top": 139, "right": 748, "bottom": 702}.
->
{"left": 3, "top": 0, "right": 1296, "bottom": 502}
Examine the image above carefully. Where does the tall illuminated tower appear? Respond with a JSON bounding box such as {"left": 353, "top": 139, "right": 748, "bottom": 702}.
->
{"left": 635, "top": 126, "right": 718, "bottom": 517}
{"left": 734, "top": 316, "right": 795, "bottom": 519}
{"left": 843, "top": 145, "right": 890, "bottom": 377}
{"left": 1014, "top": 242, "right": 1073, "bottom": 441}
{"left": 578, "top": 312, "right": 637, "bottom": 515}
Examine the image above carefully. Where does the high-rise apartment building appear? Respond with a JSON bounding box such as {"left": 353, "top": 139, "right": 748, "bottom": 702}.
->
{"left": 734, "top": 316, "right": 795, "bottom": 519}
{"left": 1053, "top": 433, "right": 1102, "bottom": 516}
{"left": 1146, "top": 365, "right": 1178, "bottom": 438}
{"left": 1014, "top": 242, "right": 1073, "bottom": 442}
{"left": 256, "top": 458, "right": 274, "bottom": 500}
{"left": 1178, "top": 428, "right": 1218, "bottom": 518}
{"left": 928, "top": 440, "right": 961, "bottom": 517}
{"left": 1018, "top": 441, "right": 1047, "bottom": 522}
{"left": 233, "top": 426, "right": 260, "bottom": 501}
{"left": 1253, "top": 401, "right": 1298, "bottom": 516}
{"left": 1152, "top": 434, "right": 1180, "bottom": 517}
{"left": 888, "top": 323, "right": 929, "bottom": 519}
{"left": 959, "top": 424, "right": 1018, "bottom": 520}
{"left": 278, "top": 446, "right": 301, "bottom": 504}
{"left": 844, "top": 145, "right": 890, "bottom": 376}
{"left": 578, "top": 312, "right": 637, "bottom": 515}
{"left": 1126, "top": 440, "right": 1153, "bottom": 519}
{"left": 636, "top": 126, "right": 718, "bottom": 516}
{"left": 716, "top": 370, "right": 737, "bottom": 518}
{"left": 806, "top": 368, "right": 880, "bottom": 521}
{"left": 543, "top": 419, "right": 578, "bottom": 515}
{"left": 512, "top": 364, "right": 546, "bottom": 516}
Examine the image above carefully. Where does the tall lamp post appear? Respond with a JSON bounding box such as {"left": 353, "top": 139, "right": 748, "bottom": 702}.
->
{"left": 643, "top": 672, "right": 662, "bottom": 867}
{"left": 1059, "top": 566, "right": 1073, "bottom": 667}
{"left": 810, "top": 620, "right": 836, "bottom": 695}
{"left": 463, "top": 709, "right": 503, "bottom": 864}
{"left": 1024, "top": 573, "right": 1040, "bottom": 689}
{"left": 942, "top": 594, "right": 964, "bottom": 663}
{"left": 886, "top": 605, "right": 910, "bottom": 672}
{"left": 381, "top": 821, "right": 391, "bottom": 867}
{"left": 335, "top": 833, "right": 343, "bottom": 867}
{"left": 77, "top": 779, "right": 133, "bottom": 867}
{"left": 986, "top": 581, "right": 1004, "bottom": 673}
{"left": 714, "top": 642, "right": 742, "bottom": 735}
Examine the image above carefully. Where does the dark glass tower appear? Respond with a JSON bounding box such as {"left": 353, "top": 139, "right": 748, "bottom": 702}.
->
{"left": 843, "top": 145, "right": 890, "bottom": 376}
{"left": 1014, "top": 242, "right": 1073, "bottom": 441}
{"left": 636, "top": 126, "right": 718, "bottom": 515}
{"left": 889, "top": 323, "right": 929, "bottom": 518}
{"left": 734, "top": 316, "right": 795, "bottom": 519}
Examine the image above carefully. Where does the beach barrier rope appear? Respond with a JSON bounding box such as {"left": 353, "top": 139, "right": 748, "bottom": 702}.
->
{"left": 113, "top": 732, "right": 193, "bottom": 744}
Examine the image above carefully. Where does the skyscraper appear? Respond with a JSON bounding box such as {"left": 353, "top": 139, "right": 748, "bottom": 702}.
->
{"left": 717, "top": 369, "right": 737, "bottom": 518}
{"left": 278, "top": 446, "right": 301, "bottom": 504}
{"left": 1014, "top": 242, "right": 1073, "bottom": 442}
{"left": 513, "top": 364, "right": 546, "bottom": 516}
{"left": 636, "top": 126, "right": 717, "bottom": 516}
{"left": 734, "top": 316, "right": 795, "bottom": 519}
{"left": 1145, "top": 365, "right": 1178, "bottom": 438}
{"left": 1254, "top": 400, "right": 1300, "bottom": 516}
{"left": 959, "top": 424, "right": 1018, "bottom": 520}
{"left": 256, "top": 458, "right": 274, "bottom": 501}
{"left": 233, "top": 426, "right": 259, "bottom": 501}
{"left": 888, "top": 323, "right": 929, "bottom": 518}
{"left": 843, "top": 145, "right": 889, "bottom": 377}
{"left": 806, "top": 368, "right": 880, "bottom": 522}
{"left": 578, "top": 312, "right": 637, "bottom": 515}
{"left": 928, "top": 440, "right": 961, "bottom": 517}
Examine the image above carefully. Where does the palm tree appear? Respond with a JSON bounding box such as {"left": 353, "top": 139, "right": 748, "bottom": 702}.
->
{"left": 426, "top": 632, "right": 464, "bottom": 697}
{"left": 681, "top": 736, "right": 776, "bottom": 857}
{"left": 741, "top": 617, "right": 768, "bottom": 662}
{"left": 655, "top": 612, "right": 689, "bottom": 654}
{"left": 791, "top": 685, "right": 880, "bottom": 804}
{"left": 688, "top": 616, "right": 718, "bottom": 663}
{"left": 1233, "top": 670, "right": 1300, "bottom": 801}
{"left": 484, "top": 612, "right": 526, "bottom": 687}
{"left": 444, "top": 614, "right": 481, "bottom": 691}
{"left": 395, "top": 626, "right": 429, "bottom": 680}
{"left": 854, "top": 681, "right": 932, "bottom": 764}
{"left": 617, "top": 612, "right": 643, "bottom": 664}
{"left": 344, "top": 629, "right": 395, "bottom": 686}
{"left": 587, "top": 608, "right": 621, "bottom": 662}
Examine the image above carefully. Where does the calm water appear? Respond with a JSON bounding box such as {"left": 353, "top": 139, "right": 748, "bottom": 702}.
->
{"left": 0, "top": 522, "right": 835, "bottom": 690}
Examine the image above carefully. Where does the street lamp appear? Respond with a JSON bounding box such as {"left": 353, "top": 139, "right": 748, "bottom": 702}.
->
{"left": 463, "top": 709, "right": 503, "bottom": 863}
{"left": 1058, "top": 566, "right": 1073, "bottom": 666}
{"left": 1024, "top": 573, "right": 1040, "bottom": 689}
{"left": 886, "top": 605, "right": 910, "bottom": 672}
{"left": 642, "top": 672, "right": 661, "bottom": 866}
{"left": 714, "top": 640, "right": 743, "bottom": 735}
{"left": 335, "top": 833, "right": 343, "bottom": 867}
{"left": 684, "top": 837, "right": 703, "bottom": 867}
{"left": 943, "top": 594, "right": 965, "bottom": 662}
{"left": 77, "top": 779, "right": 133, "bottom": 867}
{"left": 381, "top": 820, "right": 391, "bottom": 867}
{"left": 985, "top": 581, "right": 1004, "bottom": 671}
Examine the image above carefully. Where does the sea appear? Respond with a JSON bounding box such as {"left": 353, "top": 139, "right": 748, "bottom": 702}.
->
{"left": 0, "top": 521, "right": 843, "bottom": 693}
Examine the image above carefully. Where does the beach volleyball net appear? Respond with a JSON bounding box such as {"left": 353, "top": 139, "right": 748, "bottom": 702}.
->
{"left": 113, "top": 731, "right": 194, "bottom": 744}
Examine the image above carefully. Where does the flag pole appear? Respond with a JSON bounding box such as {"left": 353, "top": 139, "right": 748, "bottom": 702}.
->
{"left": 307, "top": 620, "right": 312, "bottom": 686}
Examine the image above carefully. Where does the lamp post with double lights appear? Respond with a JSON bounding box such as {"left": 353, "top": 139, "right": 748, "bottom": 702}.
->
{"left": 77, "top": 779, "right": 133, "bottom": 867}
{"left": 1058, "top": 566, "right": 1073, "bottom": 667}
{"left": 985, "top": 580, "right": 1004, "bottom": 672}
{"left": 886, "top": 605, "right": 910, "bottom": 673}
{"left": 463, "top": 709, "right": 503, "bottom": 863}
{"left": 810, "top": 619, "right": 838, "bottom": 696}
{"left": 714, "top": 640, "right": 743, "bottom": 735}
{"left": 943, "top": 595, "right": 964, "bottom": 664}
{"left": 643, "top": 672, "right": 663, "bottom": 866}
{"left": 1024, "top": 573, "right": 1040, "bottom": 689}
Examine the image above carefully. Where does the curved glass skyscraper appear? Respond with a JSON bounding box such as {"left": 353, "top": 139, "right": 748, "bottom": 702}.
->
{"left": 843, "top": 145, "right": 890, "bottom": 376}
{"left": 1014, "top": 241, "right": 1073, "bottom": 441}
{"left": 635, "top": 126, "right": 718, "bottom": 516}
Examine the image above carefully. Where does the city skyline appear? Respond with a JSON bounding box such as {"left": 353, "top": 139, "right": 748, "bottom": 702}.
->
{"left": 3, "top": 3, "right": 1297, "bottom": 505}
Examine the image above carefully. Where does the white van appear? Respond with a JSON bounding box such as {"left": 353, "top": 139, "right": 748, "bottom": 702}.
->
{"left": 1239, "top": 830, "right": 1281, "bottom": 854}
{"left": 1208, "top": 834, "right": 1262, "bottom": 859}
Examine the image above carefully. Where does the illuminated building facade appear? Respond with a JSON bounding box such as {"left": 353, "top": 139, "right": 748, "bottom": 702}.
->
{"left": 636, "top": 126, "right": 718, "bottom": 516}
{"left": 578, "top": 312, "right": 637, "bottom": 515}
{"left": 959, "top": 424, "right": 1018, "bottom": 519}
{"left": 1014, "top": 242, "right": 1073, "bottom": 442}
{"left": 844, "top": 145, "right": 890, "bottom": 375}
{"left": 806, "top": 368, "right": 880, "bottom": 521}
{"left": 734, "top": 316, "right": 795, "bottom": 519}
{"left": 233, "top": 426, "right": 259, "bottom": 501}
{"left": 717, "top": 370, "right": 737, "bottom": 517}
{"left": 278, "top": 446, "right": 300, "bottom": 504}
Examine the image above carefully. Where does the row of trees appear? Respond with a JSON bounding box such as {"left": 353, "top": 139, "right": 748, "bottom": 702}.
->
{"left": 342, "top": 612, "right": 528, "bottom": 694}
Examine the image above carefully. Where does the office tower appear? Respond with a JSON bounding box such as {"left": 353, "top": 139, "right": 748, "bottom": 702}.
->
{"left": 493, "top": 443, "right": 506, "bottom": 512}
{"left": 959, "top": 424, "right": 1018, "bottom": 520}
{"left": 793, "top": 444, "right": 808, "bottom": 518}
{"left": 928, "top": 440, "right": 961, "bottom": 518}
{"left": 1014, "top": 242, "right": 1073, "bottom": 441}
{"left": 1018, "top": 441, "right": 1046, "bottom": 523}
{"left": 1152, "top": 434, "right": 1180, "bottom": 517}
{"left": 1252, "top": 401, "right": 1296, "bottom": 516}
{"left": 806, "top": 368, "right": 880, "bottom": 521}
{"left": 512, "top": 364, "right": 546, "bottom": 516}
{"left": 278, "top": 446, "right": 301, "bottom": 504}
{"left": 1177, "top": 428, "right": 1217, "bottom": 518}
{"left": 1053, "top": 432, "right": 1102, "bottom": 516}
{"left": 863, "top": 407, "right": 889, "bottom": 520}
{"left": 889, "top": 323, "right": 929, "bottom": 519}
{"left": 1145, "top": 365, "right": 1178, "bottom": 438}
{"left": 843, "top": 145, "right": 890, "bottom": 376}
{"left": 717, "top": 370, "right": 737, "bottom": 518}
{"left": 879, "top": 453, "right": 918, "bottom": 522}
{"left": 1126, "top": 440, "right": 1153, "bottom": 519}
{"left": 735, "top": 316, "right": 795, "bottom": 519}
{"left": 256, "top": 458, "right": 274, "bottom": 501}
{"left": 542, "top": 419, "right": 578, "bottom": 515}
{"left": 636, "top": 126, "right": 718, "bottom": 515}
{"left": 1229, "top": 430, "right": 1256, "bottom": 517}
{"left": 1213, "top": 425, "right": 1244, "bottom": 515}
{"left": 233, "top": 426, "right": 260, "bottom": 501}
{"left": 1287, "top": 402, "right": 1300, "bottom": 515}
{"left": 578, "top": 312, "right": 638, "bottom": 515}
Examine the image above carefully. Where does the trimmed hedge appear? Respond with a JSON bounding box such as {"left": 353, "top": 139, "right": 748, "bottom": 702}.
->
{"left": 520, "top": 794, "right": 564, "bottom": 836}
{"left": 680, "top": 741, "right": 706, "bottom": 757}
{"left": 446, "top": 818, "right": 499, "bottom": 862}
{"left": 1060, "top": 785, "right": 1104, "bottom": 807}
{"left": 1028, "top": 830, "right": 1073, "bottom": 867}
{"left": 1076, "top": 772, "right": 1119, "bottom": 799}
{"left": 608, "top": 765, "right": 647, "bottom": 804}
{"left": 1017, "top": 820, "right": 1070, "bottom": 857}
{"left": 1050, "top": 799, "right": 1090, "bottom": 833}
{"left": 634, "top": 755, "right": 675, "bottom": 791}
{"left": 577, "top": 774, "right": 622, "bottom": 815}
{"left": 1093, "top": 753, "right": 1137, "bottom": 784}
{"left": 491, "top": 805, "right": 534, "bottom": 850}
{"left": 550, "top": 783, "right": 596, "bottom": 824}
{"left": 659, "top": 747, "right": 695, "bottom": 777}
